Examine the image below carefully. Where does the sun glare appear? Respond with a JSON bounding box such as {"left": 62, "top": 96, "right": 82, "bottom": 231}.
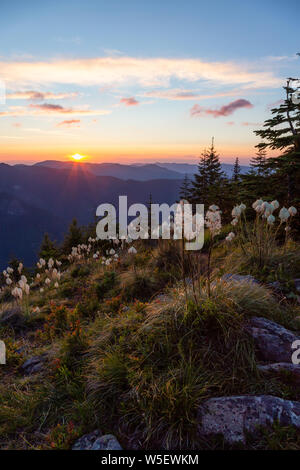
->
{"left": 71, "top": 153, "right": 85, "bottom": 161}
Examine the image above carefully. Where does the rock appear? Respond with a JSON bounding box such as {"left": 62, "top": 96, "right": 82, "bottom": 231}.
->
{"left": 294, "top": 279, "right": 300, "bottom": 293}
{"left": 198, "top": 395, "right": 300, "bottom": 444}
{"left": 258, "top": 363, "right": 300, "bottom": 384}
{"left": 72, "top": 430, "right": 102, "bottom": 450}
{"left": 268, "top": 281, "right": 281, "bottom": 292}
{"left": 247, "top": 317, "right": 300, "bottom": 363}
{"left": 0, "top": 306, "right": 24, "bottom": 330}
{"left": 91, "top": 435, "right": 123, "bottom": 450}
{"left": 222, "top": 274, "right": 258, "bottom": 284}
{"left": 21, "top": 354, "right": 47, "bottom": 374}
{"left": 72, "top": 432, "right": 122, "bottom": 450}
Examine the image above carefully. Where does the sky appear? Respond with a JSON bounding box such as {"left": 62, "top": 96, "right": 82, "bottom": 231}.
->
{"left": 0, "top": 0, "right": 299, "bottom": 165}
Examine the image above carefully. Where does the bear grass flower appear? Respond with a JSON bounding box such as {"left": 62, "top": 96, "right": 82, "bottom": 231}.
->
{"left": 252, "top": 199, "right": 263, "bottom": 209}
{"left": 208, "top": 204, "right": 219, "bottom": 212}
{"left": 225, "top": 232, "right": 235, "bottom": 242}
{"left": 12, "top": 286, "right": 22, "bottom": 300}
{"left": 288, "top": 206, "right": 297, "bottom": 216}
{"left": 231, "top": 205, "right": 242, "bottom": 218}
{"left": 279, "top": 207, "right": 290, "bottom": 222}
{"left": 267, "top": 214, "right": 275, "bottom": 225}
{"left": 205, "top": 209, "right": 222, "bottom": 237}
{"left": 271, "top": 200, "right": 279, "bottom": 210}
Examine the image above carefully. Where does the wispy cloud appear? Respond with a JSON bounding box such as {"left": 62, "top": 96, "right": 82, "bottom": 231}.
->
{"left": 57, "top": 119, "right": 81, "bottom": 127}
{"left": 190, "top": 99, "right": 253, "bottom": 118}
{"left": 0, "top": 56, "right": 282, "bottom": 89}
{"left": 241, "top": 121, "right": 262, "bottom": 127}
{"left": 7, "top": 91, "right": 78, "bottom": 100}
{"left": 0, "top": 104, "right": 110, "bottom": 117}
{"left": 120, "top": 97, "right": 139, "bottom": 106}
{"left": 143, "top": 88, "right": 246, "bottom": 101}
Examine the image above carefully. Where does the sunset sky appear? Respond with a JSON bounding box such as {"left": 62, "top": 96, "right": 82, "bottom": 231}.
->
{"left": 0, "top": 0, "right": 299, "bottom": 164}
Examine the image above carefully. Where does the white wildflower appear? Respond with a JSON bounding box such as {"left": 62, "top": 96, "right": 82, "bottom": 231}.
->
{"left": 232, "top": 205, "right": 242, "bottom": 218}
{"left": 288, "top": 206, "right": 297, "bottom": 216}
{"left": 267, "top": 214, "right": 275, "bottom": 225}
{"left": 128, "top": 246, "right": 137, "bottom": 255}
{"left": 279, "top": 207, "right": 290, "bottom": 222}
{"left": 205, "top": 210, "right": 222, "bottom": 237}
{"left": 252, "top": 199, "right": 263, "bottom": 209}
{"left": 209, "top": 205, "right": 219, "bottom": 212}
{"left": 271, "top": 200, "right": 279, "bottom": 210}
{"left": 225, "top": 232, "right": 235, "bottom": 242}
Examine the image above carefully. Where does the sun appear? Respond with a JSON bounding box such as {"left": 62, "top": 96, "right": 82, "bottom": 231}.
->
{"left": 71, "top": 153, "right": 86, "bottom": 161}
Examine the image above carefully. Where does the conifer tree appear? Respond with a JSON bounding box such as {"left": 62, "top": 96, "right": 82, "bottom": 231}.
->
{"left": 189, "top": 138, "right": 225, "bottom": 206}
{"left": 39, "top": 233, "right": 59, "bottom": 260}
{"left": 62, "top": 219, "right": 83, "bottom": 253}
{"left": 254, "top": 77, "right": 300, "bottom": 203}
{"left": 232, "top": 157, "right": 241, "bottom": 182}
{"left": 179, "top": 174, "right": 191, "bottom": 200}
{"left": 250, "top": 147, "right": 269, "bottom": 176}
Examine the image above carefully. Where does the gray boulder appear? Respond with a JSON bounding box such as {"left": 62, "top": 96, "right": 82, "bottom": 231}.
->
{"left": 222, "top": 274, "right": 258, "bottom": 284}
{"left": 21, "top": 354, "right": 47, "bottom": 374}
{"left": 72, "top": 430, "right": 102, "bottom": 450}
{"left": 294, "top": 279, "right": 300, "bottom": 293}
{"left": 247, "top": 317, "right": 300, "bottom": 363}
{"left": 258, "top": 363, "right": 300, "bottom": 384}
{"left": 72, "top": 432, "right": 122, "bottom": 450}
{"left": 198, "top": 395, "right": 300, "bottom": 444}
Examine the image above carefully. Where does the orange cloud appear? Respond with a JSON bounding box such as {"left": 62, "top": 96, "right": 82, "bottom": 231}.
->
{"left": 190, "top": 99, "right": 253, "bottom": 118}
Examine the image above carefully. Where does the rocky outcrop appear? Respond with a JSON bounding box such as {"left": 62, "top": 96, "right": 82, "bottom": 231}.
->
{"left": 247, "top": 317, "right": 300, "bottom": 363}
{"left": 198, "top": 395, "right": 300, "bottom": 444}
{"left": 258, "top": 363, "right": 300, "bottom": 383}
{"left": 21, "top": 354, "right": 47, "bottom": 374}
{"left": 222, "top": 274, "right": 258, "bottom": 284}
{"left": 72, "top": 431, "right": 122, "bottom": 450}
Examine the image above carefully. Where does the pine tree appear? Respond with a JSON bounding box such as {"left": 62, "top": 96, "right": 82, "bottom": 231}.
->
{"left": 62, "top": 219, "right": 83, "bottom": 253}
{"left": 39, "top": 233, "right": 59, "bottom": 260}
{"left": 189, "top": 138, "right": 225, "bottom": 206}
{"left": 250, "top": 148, "right": 269, "bottom": 176}
{"left": 179, "top": 174, "right": 191, "bottom": 200}
{"left": 232, "top": 157, "right": 241, "bottom": 182}
{"left": 254, "top": 77, "right": 300, "bottom": 203}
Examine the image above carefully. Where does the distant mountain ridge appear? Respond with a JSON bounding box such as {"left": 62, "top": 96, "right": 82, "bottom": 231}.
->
{"left": 33, "top": 160, "right": 250, "bottom": 180}
{"left": 0, "top": 159, "right": 251, "bottom": 267}
{"left": 33, "top": 160, "right": 182, "bottom": 181}
{"left": 0, "top": 163, "right": 183, "bottom": 268}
